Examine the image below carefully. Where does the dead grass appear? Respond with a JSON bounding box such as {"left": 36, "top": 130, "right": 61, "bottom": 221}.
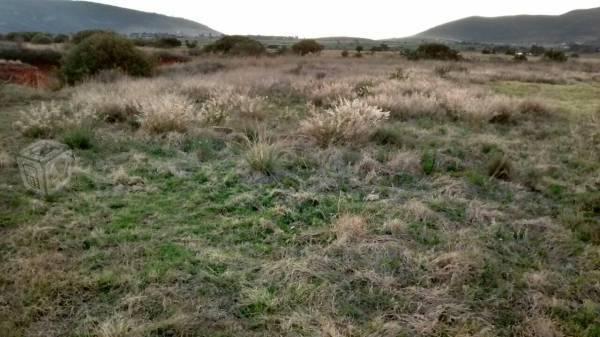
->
{"left": 301, "top": 98, "right": 389, "bottom": 146}
{"left": 1, "top": 52, "right": 598, "bottom": 337}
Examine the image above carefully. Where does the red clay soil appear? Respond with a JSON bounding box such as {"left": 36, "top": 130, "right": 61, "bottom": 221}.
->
{"left": 0, "top": 62, "right": 50, "bottom": 88}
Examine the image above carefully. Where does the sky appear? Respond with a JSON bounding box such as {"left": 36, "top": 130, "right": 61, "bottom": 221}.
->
{"left": 90, "top": 1, "right": 600, "bottom": 39}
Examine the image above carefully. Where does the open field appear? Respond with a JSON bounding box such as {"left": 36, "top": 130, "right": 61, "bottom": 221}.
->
{"left": 0, "top": 52, "right": 599, "bottom": 337}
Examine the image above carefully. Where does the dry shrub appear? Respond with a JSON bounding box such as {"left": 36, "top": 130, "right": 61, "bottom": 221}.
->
{"left": 332, "top": 215, "right": 368, "bottom": 244}
{"left": 301, "top": 99, "right": 389, "bottom": 147}
{"left": 138, "top": 93, "right": 199, "bottom": 134}
{"left": 387, "top": 151, "right": 422, "bottom": 175}
{"left": 430, "top": 250, "right": 483, "bottom": 287}
{"left": 199, "top": 90, "right": 268, "bottom": 124}
{"left": 466, "top": 200, "right": 503, "bottom": 225}
{"left": 0, "top": 151, "right": 15, "bottom": 168}
{"left": 401, "top": 199, "right": 437, "bottom": 223}
{"left": 95, "top": 314, "right": 136, "bottom": 337}
{"left": 14, "top": 101, "right": 96, "bottom": 137}
{"left": 516, "top": 316, "right": 564, "bottom": 337}
{"left": 303, "top": 81, "right": 356, "bottom": 107}
{"left": 518, "top": 99, "right": 554, "bottom": 118}
{"left": 243, "top": 132, "right": 282, "bottom": 175}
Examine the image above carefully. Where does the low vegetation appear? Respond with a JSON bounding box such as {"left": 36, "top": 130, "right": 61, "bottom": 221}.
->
{"left": 62, "top": 33, "right": 154, "bottom": 84}
{"left": 0, "top": 43, "right": 599, "bottom": 337}
{"left": 204, "top": 35, "right": 266, "bottom": 56}
{"left": 291, "top": 39, "right": 324, "bottom": 55}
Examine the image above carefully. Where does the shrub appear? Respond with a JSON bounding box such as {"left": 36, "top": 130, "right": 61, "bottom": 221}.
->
{"left": 137, "top": 93, "right": 199, "bottom": 134}
{"left": 154, "top": 37, "right": 182, "bottom": 48}
{"left": 341, "top": 50, "right": 349, "bottom": 58}
{"left": 14, "top": 101, "right": 96, "bottom": 138}
{"left": 53, "top": 34, "right": 69, "bottom": 43}
{"left": 514, "top": 54, "right": 528, "bottom": 62}
{"left": 30, "top": 33, "right": 53, "bottom": 45}
{"left": 184, "top": 40, "right": 198, "bottom": 48}
{"left": 243, "top": 133, "right": 282, "bottom": 175}
{"left": 487, "top": 153, "right": 512, "bottom": 180}
{"left": 0, "top": 48, "right": 62, "bottom": 67}
{"left": 72, "top": 30, "right": 112, "bottom": 44}
{"left": 62, "top": 33, "right": 154, "bottom": 84}
{"left": 62, "top": 128, "right": 95, "bottom": 150}
{"left": 370, "top": 126, "right": 404, "bottom": 146}
{"left": 421, "top": 151, "right": 436, "bottom": 175}
{"left": 301, "top": 99, "right": 390, "bottom": 146}
{"left": 543, "top": 50, "right": 568, "bottom": 62}
{"left": 409, "top": 43, "right": 461, "bottom": 61}
{"left": 291, "top": 39, "right": 324, "bottom": 56}
{"left": 203, "top": 36, "right": 265, "bottom": 56}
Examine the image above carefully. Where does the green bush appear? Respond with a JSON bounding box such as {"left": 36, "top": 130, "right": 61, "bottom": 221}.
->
{"left": 72, "top": 30, "right": 113, "bottom": 44}
{"left": 30, "top": 33, "right": 53, "bottom": 45}
{"left": 5, "top": 32, "right": 40, "bottom": 42}
{"left": 53, "top": 34, "right": 69, "bottom": 43}
{"left": 203, "top": 36, "right": 265, "bottom": 56}
{"left": 62, "top": 128, "right": 95, "bottom": 150}
{"left": 184, "top": 40, "right": 198, "bottom": 48}
{"left": 408, "top": 43, "right": 461, "bottom": 61}
{"left": 544, "top": 50, "right": 568, "bottom": 62}
{"left": 154, "top": 37, "right": 182, "bottom": 48}
{"left": 291, "top": 39, "right": 324, "bottom": 56}
{"left": 0, "top": 48, "right": 62, "bottom": 67}
{"left": 62, "top": 33, "right": 154, "bottom": 84}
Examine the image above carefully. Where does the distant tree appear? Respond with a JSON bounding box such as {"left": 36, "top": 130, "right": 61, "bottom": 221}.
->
{"left": 355, "top": 45, "right": 364, "bottom": 53}
{"left": 155, "top": 37, "right": 182, "bottom": 48}
{"left": 529, "top": 45, "right": 546, "bottom": 56}
{"left": 291, "top": 39, "right": 324, "bottom": 56}
{"left": 30, "top": 33, "right": 53, "bottom": 45}
{"left": 72, "top": 30, "right": 114, "bottom": 44}
{"left": 53, "top": 34, "right": 69, "bottom": 43}
{"left": 203, "top": 36, "right": 266, "bottom": 56}
{"left": 184, "top": 40, "right": 198, "bottom": 48}
{"left": 408, "top": 43, "right": 461, "bottom": 61}
{"left": 62, "top": 33, "right": 154, "bottom": 84}
{"left": 543, "top": 49, "right": 568, "bottom": 62}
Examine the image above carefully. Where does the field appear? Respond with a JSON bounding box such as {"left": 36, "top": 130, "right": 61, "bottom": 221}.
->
{"left": 0, "top": 51, "right": 599, "bottom": 337}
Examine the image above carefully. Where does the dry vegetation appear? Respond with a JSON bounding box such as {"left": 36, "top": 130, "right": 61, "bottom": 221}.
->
{"left": 0, "top": 51, "right": 599, "bottom": 337}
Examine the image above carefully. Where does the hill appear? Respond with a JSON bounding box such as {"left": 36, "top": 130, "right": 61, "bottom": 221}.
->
{"left": 416, "top": 7, "right": 600, "bottom": 45}
{"left": 0, "top": 0, "right": 221, "bottom": 37}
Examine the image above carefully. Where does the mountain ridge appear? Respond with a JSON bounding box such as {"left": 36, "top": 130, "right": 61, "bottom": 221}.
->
{"left": 0, "top": 0, "right": 221, "bottom": 36}
{"left": 416, "top": 7, "right": 600, "bottom": 45}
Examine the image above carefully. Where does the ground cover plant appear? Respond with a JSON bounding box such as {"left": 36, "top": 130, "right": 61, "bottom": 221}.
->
{"left": 0, "top": 49, "right": 599, "bottom": 337}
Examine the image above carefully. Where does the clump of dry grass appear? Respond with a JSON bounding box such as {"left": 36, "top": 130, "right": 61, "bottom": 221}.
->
{"left": 0, "top": 151, "right": 15, "bottom": 169}
{"left": 301, "top": 99, "right": 389, "bottom": 147}
{"left": 332, "top": 215, "right": 368, "bottom": 244}
{"left": 243, "top": 132, "right": 283, "bottom": 175}
{"left": 137, "top": 93, "right": 199, "bottom": 134}
{"left": 95, "top": 314, "right": 136, "bottom": 337}
{"left": 387, "top": 151, "right": 422, "bottom": 175}
{"left": 200, "top": 91, "right": 268, "bottom": 124}
{"left": 14, "top": 101, "right": 96, "bottom": 137}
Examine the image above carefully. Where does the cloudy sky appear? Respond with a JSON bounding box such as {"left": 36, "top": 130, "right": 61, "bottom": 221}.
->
{"left": 91, "top": 1, "right": 600, "bottom": 39}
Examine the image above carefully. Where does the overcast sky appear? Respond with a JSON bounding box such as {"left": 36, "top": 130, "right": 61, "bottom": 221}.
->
{"left": 90, "top": 1, "right": 600, "bottom": 39}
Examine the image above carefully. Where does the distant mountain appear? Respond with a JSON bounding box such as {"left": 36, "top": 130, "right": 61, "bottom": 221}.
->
{"left": 416, "top": 7, "right": 600, "bottom": 45}
{"left": 0, "top": 0, "right": 221, "bottom": 36}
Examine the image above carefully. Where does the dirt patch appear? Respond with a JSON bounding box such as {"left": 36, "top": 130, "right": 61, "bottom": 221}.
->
{"left": 0, "top": 61, "right": 51, "bottom": 88}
